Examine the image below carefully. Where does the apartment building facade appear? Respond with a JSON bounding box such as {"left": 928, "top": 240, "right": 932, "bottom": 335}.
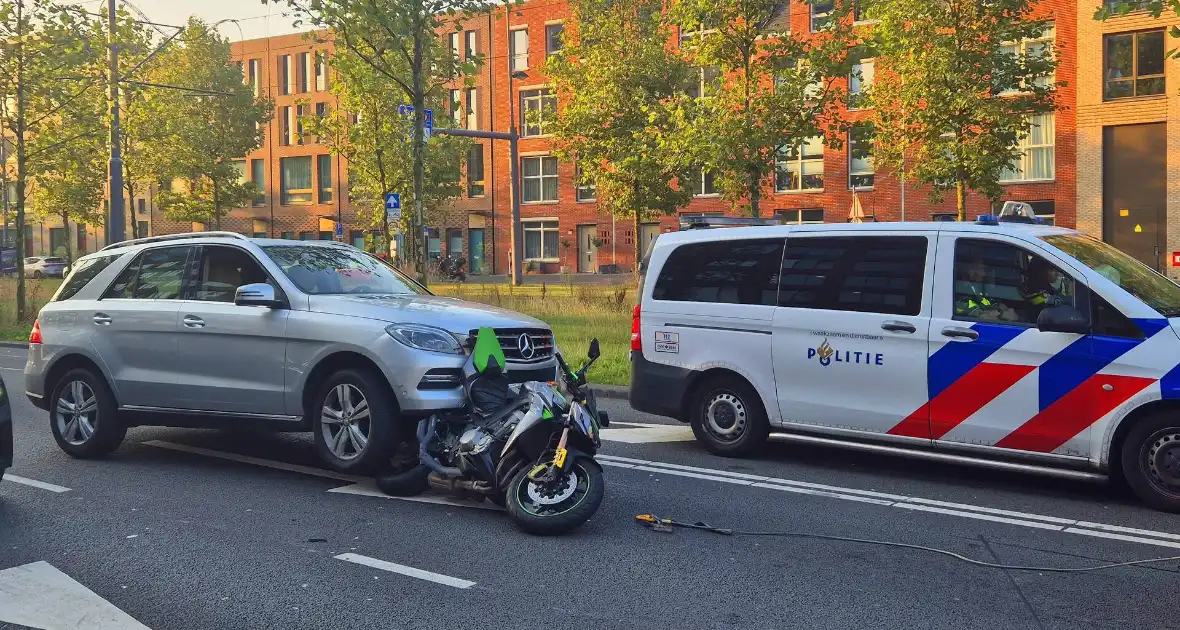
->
{"left": 1076, "top": 2, "right": 1180, "bottom": 272}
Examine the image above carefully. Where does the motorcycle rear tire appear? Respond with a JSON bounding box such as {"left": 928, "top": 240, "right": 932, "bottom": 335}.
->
{"left": 375, "top": 463, "right": 431, "bottom": 497}
{"left": 505, "top": 459, "right": 604, "bottom": 536}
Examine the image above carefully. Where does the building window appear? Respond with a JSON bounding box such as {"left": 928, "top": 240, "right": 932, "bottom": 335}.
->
{"left": 296, "top": 52, "right": 310, "bottom": 93}
{"left": 465, "top": 87, "right": 478, "bottom": 129}
{"left": 426, "top": 227, "right": 441, "bottom": 260}
{"left": 299, "top": 231, "right": 316, "bottom": 240}
{"left": 137, "top": 221, "right": 149, "bottom": 238}
{"left": 575, "top": 163, "right": 596, "bottom": 201}
{"left": 315, "top": 51, "right": 327, "bottom": 91}
{"left": 520, "top": 88, "right": 556, "bottom": 137}
{"left": 450, "top": 88, "right": 462, "bottom": 127}
{"left": 849, "top": 58, "right": 874, "bottom": 109}
{"left": 250, "top": 159, "right": 265, "bottom": 206}
{"left": 1001, "top": 114, "right": 1055, "bottom": 182}
{"left": 136, "top": 198, "right": 146, "bottom": 215}
{"left": 465, "top": 30, "right": 477, "bottom": 58}
{"left": 280, "top": 106, "right": 291, "bottom": 146}
{"left": 247, "top": 59, "right": 259, "bottom": 96}
{"left": 546, "top": 23, "right": 564, "bottom": 55}
{"left": 278, "top": 54, "right": 290, "bottom": 95}
{"left": 1105, "top": 30, "right": 1165, "bottom": 100}
{"left": 317, "top": 155, "right": 333, "bottom": 203}
{"left": 511, "top": 28, "right": 529, "bottom": 71}
{"left": 523, "top": 220, "right": 560, "bottom": 261}
{"left": 811, "top": 0, "right": 834, "bottom": 31}
{"left": 281, "top": 231, "right": 294, "bottom": 240}
{"left": 853, "top": 1, "right": 869, "bottom": 22}
{"left": 849, "top": 124, "right": 875, "bottom": 189}
{"left": 774, "top": 58, "right": 822, "bottom": 99}
{"left": 999, "top": 24, "right": 1055, "bottom": 94}
{"left": 686, "top": 66, "right": 721, "bottom": 98}
{"left": 467, "top": 144, "right": 485, "bottom": 198}
{"left": 350, "top": 230, "right": 366, "bottom": 249}
{"left": 776, "top": 136, "right": 824, "bottom": 192}
{"left": 693, "top": 169, "right": 717, "bottom": 196}
{"left": 521, "top": 155, "right": 558, "bottom": 203}
{"left": 280, "top": 156, "right": 313, "bottom": 205}
{"left": 449, "top": 32, "right": 460, "bottom": 58}
{"left": 776, "top": 208, "right": 825, "bottom": 224}
{"left": 295, "top": 104, "right": 306, "bottom": 144}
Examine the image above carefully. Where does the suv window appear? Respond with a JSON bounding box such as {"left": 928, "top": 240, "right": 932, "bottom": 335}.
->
{"left": 953, "top": 238, "right": 1076, "bottom": 326}
{"left": 652, "top": 239, "right": 784, "bottom": 306}
{"left": 103, "top": 246, "right": 192, "bottom": 300}
{"left": 54, "top": 254, "right": 121, "bottom": 301}
{"left": 779, "top": 236, "right": 927, "bottom": 315}
{"left": 195, "top": 246, "right": 271, "bottom": 302}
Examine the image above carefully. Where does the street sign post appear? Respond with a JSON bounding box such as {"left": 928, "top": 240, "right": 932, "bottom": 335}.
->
{"left": 384, "top": 192, "right": 402, "bottom": 222}
{"left": 396, "top": 105, "right": 433, "bottom": 140}
{"left": 334, "top": 222, "right": 343, "bottom": 239}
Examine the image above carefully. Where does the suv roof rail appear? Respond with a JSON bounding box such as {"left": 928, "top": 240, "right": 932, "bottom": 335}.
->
{"left": 678, "top": 215, "right": 784, "bottom": 230}
{"left": 99, "top": 231, "right": 250, "bottom": 252}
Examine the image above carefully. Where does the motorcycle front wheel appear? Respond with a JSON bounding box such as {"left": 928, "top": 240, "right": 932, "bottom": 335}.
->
{"left": 375, "top": 439, "right": 430, "bottom": 497}
{"left": 505, "top": 459, "right": 604, "bottom": 535}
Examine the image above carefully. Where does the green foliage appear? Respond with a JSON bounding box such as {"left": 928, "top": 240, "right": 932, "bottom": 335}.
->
{"left": 668, "top": 0, "right": 858, "bottom": 216}
{"left": 151, "top": 18, "right": 272, "bottom": 228}
{"left": 867, "top": 0, "right": 1059, "bottom": 218}
{"left": 545, "top": 0, "right": 693, "bottom": 224}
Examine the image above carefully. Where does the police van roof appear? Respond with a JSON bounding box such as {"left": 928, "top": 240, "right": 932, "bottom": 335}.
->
{"left": 653, "top": 220, "right": 1075, "bottom": 247}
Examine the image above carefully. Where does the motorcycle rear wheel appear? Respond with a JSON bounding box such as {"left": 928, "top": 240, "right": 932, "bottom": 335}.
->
{"left": 505, "top": 459, "right": 604, "bottom": 535}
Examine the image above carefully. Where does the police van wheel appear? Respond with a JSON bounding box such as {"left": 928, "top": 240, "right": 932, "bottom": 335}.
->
{"left": 689, "top": 375, "right": 768, "bottom": 458}
{"left": 1121, "top": 413, "right": 1180, "bottom": 513}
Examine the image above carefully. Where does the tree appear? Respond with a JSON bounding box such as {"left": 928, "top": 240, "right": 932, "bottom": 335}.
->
{"left": 868, "top": 0, "right": 1058, "bottom": 220}
{"left": 545, "top": 0, "right": 694, "bottom": 265}
{"left": 152, "top": 18, "right": 271, "bottom": 230}
{"left": 0, "top": 0, "right": 101, "bottom": 319}
{"left": 301, "top": 43, "right": 465, "bottom": 257}
{"left": 669, "top": 0, "right": 857, "bottom": 217}
{"left": 264, "top": 0, "right": 490, "bottom": 284}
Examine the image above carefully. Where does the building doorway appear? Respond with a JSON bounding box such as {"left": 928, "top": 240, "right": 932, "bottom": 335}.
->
{"left": 1104, "top": 123, "right": 1166, "bottom": 270}
{"left": 577, "top": 224, "right": 598, "bottom": 273}
{"left": 639, "top": 223, "right": 661, "bottom": 261}
{"left": 469, "top": 228, "right": 485, "bottom": 275}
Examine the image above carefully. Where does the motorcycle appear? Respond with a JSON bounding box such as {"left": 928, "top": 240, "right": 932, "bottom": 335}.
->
{"left": 377, "top": 327, "right": 610, "bottom": 535}
{"left": 438, "top": 254, "right": 467, "bottom": 282}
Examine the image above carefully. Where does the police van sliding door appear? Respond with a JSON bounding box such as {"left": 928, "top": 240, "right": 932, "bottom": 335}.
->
{"left": 772, "top": 232, "right": 935, "bottom": 438}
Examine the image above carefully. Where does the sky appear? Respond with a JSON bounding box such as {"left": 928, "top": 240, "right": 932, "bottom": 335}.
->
{"left": 61, "top": 0, "right": 303, "bottom": 41}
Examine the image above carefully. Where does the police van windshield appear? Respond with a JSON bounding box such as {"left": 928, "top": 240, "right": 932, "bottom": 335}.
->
{"left": 1042, "top": 235, "right": 1180, "bottom": 317}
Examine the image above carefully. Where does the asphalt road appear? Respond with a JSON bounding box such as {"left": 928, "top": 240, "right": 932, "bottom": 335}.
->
{"left": 2, "top": 345, "right": 1179, "bottom": 630}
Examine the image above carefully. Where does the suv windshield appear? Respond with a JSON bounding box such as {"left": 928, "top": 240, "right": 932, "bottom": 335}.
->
{"left": 1042, "top": 234, "right": 1180, "bottom": 317}
{"left": 262, "top": 245, "right": 428, "bottom": 296}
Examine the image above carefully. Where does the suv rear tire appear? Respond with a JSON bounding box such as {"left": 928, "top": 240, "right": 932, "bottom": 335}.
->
{"left": 1121, "top": 412, "right": 1180, "bottom": 513}
{"left": 49, "top": 368, "right": 125, "bottom": 458}
{"left": 312, "top": 368, "right": 395, "bottom": 473}
{"left": 688, "top": 374, "right": 769, "bottom": 457}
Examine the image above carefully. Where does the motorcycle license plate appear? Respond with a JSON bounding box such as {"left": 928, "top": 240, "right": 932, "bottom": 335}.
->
{"left": 553, "top": 447, "right": 568, "bottom": 468}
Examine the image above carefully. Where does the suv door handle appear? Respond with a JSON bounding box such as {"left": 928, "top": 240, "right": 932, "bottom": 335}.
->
{"left": 92, "top": 313, "right": 112, "bottom": 326}
{"left": 881, "top": 321, "right": 916, "bottom": 334}
{"left": 182, "top": 315, "right": 205, "bottom": 329}
{"left": 941, "top": 326, "right": 979, "bottom": 341}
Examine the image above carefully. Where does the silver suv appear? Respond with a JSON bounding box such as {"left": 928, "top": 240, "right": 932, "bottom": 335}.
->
{"left": 24, "top": 232, "right": 557, "bottom": 472}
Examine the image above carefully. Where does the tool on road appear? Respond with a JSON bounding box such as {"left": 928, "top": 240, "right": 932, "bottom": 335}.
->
{"left": 634, "top": 512, "right": 1180, "bottom": 573}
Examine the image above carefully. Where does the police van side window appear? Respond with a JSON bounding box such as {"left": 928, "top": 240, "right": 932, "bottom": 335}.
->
{"left": 778, "top": 236, "right": 927, "bottom": 316}
{"left": 953, "top": 239, "right": 1076, "bottom": 326}
{"left": 651, "top": 238, "right": 784, "bottom": 306}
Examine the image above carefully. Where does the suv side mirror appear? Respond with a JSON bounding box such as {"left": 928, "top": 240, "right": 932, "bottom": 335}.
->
{"left": 235, "top": 283, "right": 284, "bottom": 308}
{"left": 588, "top": 338, "right": 601, "bottom": 360}
{"left": 1037, "top": 304, "right": 1088, "bottom": 335}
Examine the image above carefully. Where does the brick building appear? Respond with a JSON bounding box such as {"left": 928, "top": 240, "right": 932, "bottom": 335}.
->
{"left": 45, "top": 0, "right": 1076, "bottom": 276}
{"left": 1076, "top": 4, "right": 1179, "bottom": 273}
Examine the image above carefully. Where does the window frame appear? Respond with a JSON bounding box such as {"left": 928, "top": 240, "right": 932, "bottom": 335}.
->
{"left": 651, "top": 238, "right": 787, "bottom": 306}
{"left": 317, "top": 154, "right": 334, "bottom": 204}
{"left": 280, "top": 156, "right": 314, "bottom": 206}
{"left": 811, "top": 0, "right": 834, "bottom": 32}
{"left": 1000, "top": 114, "right": 1056, "bottom": 183}
{"left": 521, "top": 155, "right": 559, "bottom": 204}
{"left": 778, "top": 235, "right": 929, "bottom": 316}
{"left": 693, "top": 169, "right": 718, "bottom": 197}
{"left": 848, "top": 58, "right": 874, "bottom": 110}
{"left": 192, "top": 244, "right": 282, "bottom": 304}
{"left": 950, "top": 237, "right": 1080, "bottom": 328}
{"left": 250, "top": 159, "right": 266, "bottom": 207}
{"left": 519, "top": 88, "right": 556, "bottom": 137}
{"left": 575, "top": 163, "right": 596, "bottom": 202}
{"left": 101, "top": 245, "right": 195, "bottom": 301}
{"left": 775, "top": 137, "right": 825, "bottom": 193}
{"left": 465, "top": 30, "right": 477, "bottom": 59}
{"left": 465, "top": 87, "right": 478, "bottom": 130}
{"left": 775, "top": 208, "right": 825, "bottom": 225}
{"left": 545, "top": 23, "right": 564, "bottom": 55}
{"left": 998, "top": 24, "right": 1056, "bottom": 95}
{"left": 848, "top": 125, "right": 876, "bottom": 190}
{"left": 467, "top": 143, "right": 485, "bottom": 198}
{"left": 510, "top": 28, "right": 529, "bottom": 71}
{"left": 522, "top": 219, "right": 561, "bottom": 262}
{"left": 1104, "top": 29, "right": 1166, "bottom": 101}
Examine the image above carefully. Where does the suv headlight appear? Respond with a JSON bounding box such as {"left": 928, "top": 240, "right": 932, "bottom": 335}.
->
{"left": 386, "top": 323, "right": 464, "bottom": 354}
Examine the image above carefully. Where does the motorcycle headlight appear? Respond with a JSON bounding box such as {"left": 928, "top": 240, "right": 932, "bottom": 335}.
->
{"left": 385, "top": 323, "right": 464, "bottom": 355}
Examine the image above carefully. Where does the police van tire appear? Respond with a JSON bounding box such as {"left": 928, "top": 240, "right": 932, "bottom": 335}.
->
{"left": 689, "top": 375, "right": 769, "bottom": 458}
{"left": 1121, "top": 413, "right": 1180, "bottom": 513}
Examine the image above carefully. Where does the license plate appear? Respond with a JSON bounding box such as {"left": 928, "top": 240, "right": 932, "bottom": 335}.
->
{"left": 552, "top": 447, "right": 567, "bottom": 468}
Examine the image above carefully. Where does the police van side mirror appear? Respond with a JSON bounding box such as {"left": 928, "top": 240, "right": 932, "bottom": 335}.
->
{"left": 1037, "top": 305, "right": 1089, "bottom": 335}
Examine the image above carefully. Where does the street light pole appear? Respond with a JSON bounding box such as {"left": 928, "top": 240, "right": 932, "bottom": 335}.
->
{"left": 107, "top": 0, "right": 125, "bottom": 245}
{"left": 505, "top": 13, "right": 523, "bottom": 286}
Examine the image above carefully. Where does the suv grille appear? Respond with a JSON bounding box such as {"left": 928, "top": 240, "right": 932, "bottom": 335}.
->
{"left": 471, "top": 328, "right": 554, "bottom": 363}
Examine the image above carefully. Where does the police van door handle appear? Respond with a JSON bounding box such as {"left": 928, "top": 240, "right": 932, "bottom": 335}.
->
{"left": 881, "top": 321, "right": 916, "bottom": 334}
{"left": 941, "top": 326, "right": 979, "bottom": 341}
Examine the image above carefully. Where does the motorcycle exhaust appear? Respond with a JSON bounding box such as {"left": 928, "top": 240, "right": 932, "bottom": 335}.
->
{"left": 417, "top": 417, "right": 462, "bottom": 478}
{"left": 427, "top": 472, "right": 493, "bottom": 500}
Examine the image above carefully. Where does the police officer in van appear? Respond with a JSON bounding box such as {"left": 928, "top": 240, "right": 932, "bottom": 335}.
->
{"left": 955, "top": 256, "right": 1017, "bottom": 321}
{"left": 1019, "top": 256, "right": 1068, "bottom": 321}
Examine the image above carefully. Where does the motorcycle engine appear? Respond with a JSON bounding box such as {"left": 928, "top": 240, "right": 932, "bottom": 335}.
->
{"left": 458, "top": 427, "right": 494, "bottom": 455}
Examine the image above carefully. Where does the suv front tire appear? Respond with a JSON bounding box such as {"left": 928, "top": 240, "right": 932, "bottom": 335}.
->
{"left": 312, "top": 368, "right": 395, "bottom": 473}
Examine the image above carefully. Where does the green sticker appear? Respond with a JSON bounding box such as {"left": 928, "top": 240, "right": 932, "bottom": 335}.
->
{"left": 471, "top": 327, "right": 506, "bottom": 374}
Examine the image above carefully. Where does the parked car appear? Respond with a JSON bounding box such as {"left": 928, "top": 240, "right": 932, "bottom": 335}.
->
{"left": 24, "top": 232, "right": 557, "bottom": 473}
{"left": 631, "top": 217, "right": 1180, "bottom": 512}
{"left": 0, "top": 374, "right": 10, "bottom": 483}
{"left": 24, "top": 256, "right": 67, "bottom": 278}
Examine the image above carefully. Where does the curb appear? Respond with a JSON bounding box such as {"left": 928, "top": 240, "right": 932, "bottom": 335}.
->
{"left": 0, "top": 341, "right": 28, "bottom": 349}
{"left": 595, "top": 384, "right": 628, "bottom": 401}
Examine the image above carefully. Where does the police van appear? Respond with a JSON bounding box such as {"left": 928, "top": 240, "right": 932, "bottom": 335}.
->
{"left": 629, "top": 215, "right": 1180, "bottom": 511}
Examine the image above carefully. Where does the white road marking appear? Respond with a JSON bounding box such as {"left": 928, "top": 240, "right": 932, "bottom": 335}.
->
{"left": 2, "top": 473, "right": 71, "bottom": 493}
{"left": 0, "top": 366, "right": 24, "bottom": 371}
{"left": 599, "top": 454, "right": 1180, "bottom": 550}
{"left": 0, "top": 561, "right": 151, "bottom": 630}
{"left": 600, "top": 421, "right": 694, "bottom": 444}
{"left": 334, "top": 553, "right": 476, "bottom": 589}
{"left": 327, "top": 479, "right": 501, "bottom": 511}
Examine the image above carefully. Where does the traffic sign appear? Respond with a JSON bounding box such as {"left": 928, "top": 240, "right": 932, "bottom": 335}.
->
{"left": 396, "top": 105, "right": 433, "bottom": 140}
{"left": 334, "top": 222, "right": 343, "bottom": 238}
{"left": 385, "top": 192, "right": 402, "bottom": 222}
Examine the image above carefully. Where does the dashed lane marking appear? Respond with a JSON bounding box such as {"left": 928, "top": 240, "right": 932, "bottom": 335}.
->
{"left": 2, "top": 474, "right": 71, "bottom": 493}
{"left": 0, "top": 561, "right": 150, "bottom": 630}
{"left": 334, "top": 553, "right": 476, "bottom": 589}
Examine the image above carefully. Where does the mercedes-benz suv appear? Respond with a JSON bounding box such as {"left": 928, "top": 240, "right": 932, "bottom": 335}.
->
{"left": 24, "top": 232, "right": 557, "bottom": 473}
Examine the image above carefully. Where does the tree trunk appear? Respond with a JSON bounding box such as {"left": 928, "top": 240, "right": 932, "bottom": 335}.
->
{"left": 124, "top": 171, "right": 136, "bottom": 239}
{"left": 212, "top": 179, "right": 221, "bottom": 230}
{"left": 748, "top": 165, "right": 761, "bottom": 218}
{"left": 956, "top": 179, "right": 967, "bottom": 222}
{"left": 61, "top": 212, "right": 72, "bottom": 265}
{"left": 376, "top": 146, "right": 390, "bottom": 258}
{"left": 633, "top": 210, "right": 641, "bottom": 276}
{"left": 411, "top": 8, "right": 428, "bottom": 286}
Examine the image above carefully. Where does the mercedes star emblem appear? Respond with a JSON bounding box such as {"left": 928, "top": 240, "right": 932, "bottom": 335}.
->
{"left": 517, "top": 333, "right": 536, "bottom": 359}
